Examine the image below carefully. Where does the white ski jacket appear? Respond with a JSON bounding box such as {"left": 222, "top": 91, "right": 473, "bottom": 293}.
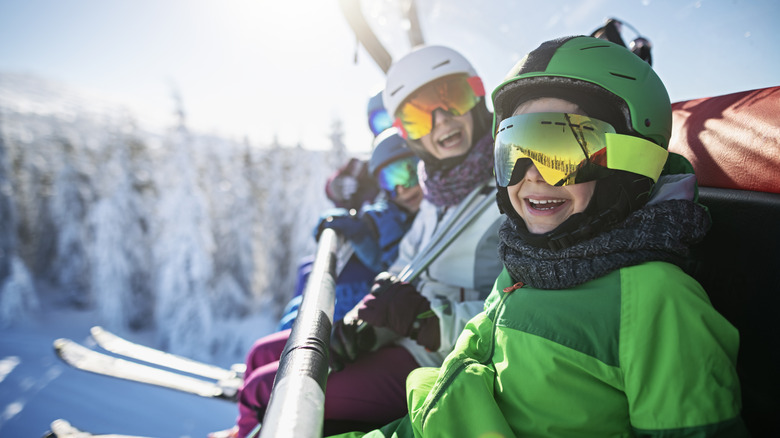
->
{"left": 389, "top": 181, "right": 503, "bottom": 367}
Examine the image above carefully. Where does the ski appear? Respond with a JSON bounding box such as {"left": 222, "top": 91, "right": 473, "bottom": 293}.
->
{"left": 89, "top": 326, "right": 245, "bottom": 381}
{"left": 53, "top": 338, "right": 239, "bottom": 401}
{"left": 45, "top": 418, "right": 152, "bottom": 438}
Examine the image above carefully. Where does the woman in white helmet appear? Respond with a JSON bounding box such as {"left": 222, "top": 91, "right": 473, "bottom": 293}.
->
{"left": 324, "top": 45, "right": 504, "bottom": 429}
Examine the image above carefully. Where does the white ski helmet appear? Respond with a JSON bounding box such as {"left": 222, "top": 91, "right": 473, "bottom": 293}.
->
{"left": 383, "top": 45, "right": 479, "bottom": 120}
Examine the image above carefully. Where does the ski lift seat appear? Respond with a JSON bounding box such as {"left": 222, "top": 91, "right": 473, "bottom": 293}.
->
{"left": 668, "top": 86, "right": 780, "bottom": 435}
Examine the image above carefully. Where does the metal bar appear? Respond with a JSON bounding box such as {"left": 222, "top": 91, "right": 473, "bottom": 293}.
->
{"left": 259, "top": 228, "right": 342, "bottom": 438}
{"left": 401, "top": 0, "right": 425, "bottom": 47}
{"left": 338, "top": 0, "right": 393, "bottom": 73}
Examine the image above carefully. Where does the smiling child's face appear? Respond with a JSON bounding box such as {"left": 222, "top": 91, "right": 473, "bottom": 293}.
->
{"left": 506, "top": 98, "right": 596, "bottom": 234}
{"left": 393, "top": 183, "right": 423, "bottom": 213}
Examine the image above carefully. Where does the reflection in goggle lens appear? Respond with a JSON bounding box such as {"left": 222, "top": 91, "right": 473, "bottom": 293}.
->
{"left": 494, "top": 113, "right": 668, "bottom": 187}
{"left": 396, "top": 74, "right": 483, "bottom": 140}
{"left": 377, "top": 156, "right": 420, "bottom": 197}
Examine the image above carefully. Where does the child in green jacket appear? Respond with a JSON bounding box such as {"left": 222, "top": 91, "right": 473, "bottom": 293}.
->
{"left": 338, "top": 35, "right": 747, "bottom": 438}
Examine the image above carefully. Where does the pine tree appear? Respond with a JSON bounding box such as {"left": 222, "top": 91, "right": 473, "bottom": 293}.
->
{"left": 86, "top": 127, "right": 153, "bottom": 330}
{"left": 151, "top": 126, "right": 215, "bottom": 360}
{"left": 0, "top": 120, "right": 38, "bottom": 326}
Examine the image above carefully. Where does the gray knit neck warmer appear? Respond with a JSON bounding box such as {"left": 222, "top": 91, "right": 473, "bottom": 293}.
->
{"left": 498, "top": 199, "right": 710, "bottom": 290}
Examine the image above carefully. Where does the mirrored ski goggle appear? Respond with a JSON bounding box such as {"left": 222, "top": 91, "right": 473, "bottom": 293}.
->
{"left": 494, "top": 113, "right": 668, "bottom": 187}
{"left": 377, "top": 156, "right": 420, "bottom": 197}
{"left": 394, "top": 73, "right": 485, "bottom": 140}
{"left": 369, "top": 108, "right": 394, "bottom": 137}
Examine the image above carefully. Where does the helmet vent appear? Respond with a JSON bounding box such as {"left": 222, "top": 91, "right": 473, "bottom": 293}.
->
{"left": 581, "top": 43, "right": 611, "bottom": 50}
{"left": 432, "top": 60, "right": 451, "bottom": 70}
{"left": 609, "top": 72, "right": 637, "bottom": 81}
{"left": 389, "top": 85, "right": 404, "bottom": 97}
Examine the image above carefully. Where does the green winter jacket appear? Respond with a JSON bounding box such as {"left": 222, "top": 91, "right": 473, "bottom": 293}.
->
{"left": 400, "top": 264, "right": 746, "bottom": 437}
{"left": 334, "top": 261, "right": 746, "bottom": 438}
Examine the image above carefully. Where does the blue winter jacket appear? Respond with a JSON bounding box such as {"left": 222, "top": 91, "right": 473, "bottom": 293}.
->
{"left": 279, "top": 199, "right": 415, "bottom": 330}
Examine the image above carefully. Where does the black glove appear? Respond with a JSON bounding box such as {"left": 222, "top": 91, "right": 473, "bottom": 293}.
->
{"left": 358, "top": 275, "right": 440, "bottom": 351}
{"left": 329, "top": 318, "right": 376, "bottom": 372}
{"left": 368, "top": 272, "right": 400, "bottom": 295}
{"left": 328, "top": 273, "right": 403, "bottom": 371}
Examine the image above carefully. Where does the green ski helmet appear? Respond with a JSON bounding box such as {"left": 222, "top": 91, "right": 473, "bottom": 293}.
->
{"left": 492, "top": 36, "right": 673, "bottom": 250}
{"left": 493, "top": 36, "right": 671, "bottom": 148}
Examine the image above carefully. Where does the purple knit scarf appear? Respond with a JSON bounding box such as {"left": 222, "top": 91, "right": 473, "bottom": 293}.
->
{"left": 418, "top": 134, "right": 495, "bottom": 207}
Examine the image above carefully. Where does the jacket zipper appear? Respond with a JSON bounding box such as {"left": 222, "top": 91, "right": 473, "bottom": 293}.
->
{"left": 420, "top": 288, "right": 513, "bottom": 429}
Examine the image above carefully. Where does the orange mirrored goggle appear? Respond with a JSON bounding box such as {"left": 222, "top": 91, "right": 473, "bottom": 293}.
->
{"left": 394, "top": 74, "right": 485, "bottom": 140}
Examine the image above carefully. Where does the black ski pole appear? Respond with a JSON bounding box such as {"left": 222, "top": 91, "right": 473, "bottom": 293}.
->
{"left": 259, "top": 228, "right": 342, "bottom": 438}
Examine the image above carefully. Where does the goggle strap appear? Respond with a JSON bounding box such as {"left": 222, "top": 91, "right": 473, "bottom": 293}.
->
{"left": 467, "top": 76, "right": 486, "bottom": 97}
{"left": 604, "top": 133, "right": 668, "bottom": 182}
{"left": 393, "top": 118, "right": 408, "bottom": 139}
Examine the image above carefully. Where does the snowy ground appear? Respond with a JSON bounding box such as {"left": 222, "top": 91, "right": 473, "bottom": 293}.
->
{"left": 0, "top": 304, "right": 249, "bottom": 438}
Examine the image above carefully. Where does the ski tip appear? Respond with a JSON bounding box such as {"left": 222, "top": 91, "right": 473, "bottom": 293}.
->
{"left": 90, "top": 326, "right": 104, "bottom": 337}
{"left": 230, "top": 363, "right": 247, "bottom": 376}
{"left": 52, "top": 338, "right": 70, "bottom": 351}
{"left": 47, "top": 419, "right": 76, "bottom": 437}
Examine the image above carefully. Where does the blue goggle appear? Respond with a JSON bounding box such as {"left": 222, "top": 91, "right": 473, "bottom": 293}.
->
{"left": 377, "top": 156, "right": 420, "bottom": 197}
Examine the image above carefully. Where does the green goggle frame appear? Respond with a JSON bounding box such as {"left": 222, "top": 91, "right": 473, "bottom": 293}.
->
{"left": 494, "top": 113, "right": 668, "bottom": 187}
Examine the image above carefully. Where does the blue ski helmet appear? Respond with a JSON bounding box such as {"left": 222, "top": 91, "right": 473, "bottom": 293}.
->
{"left": 367, "top": 90, "right": 394, "bottom": 137}
{"left": 369, "top": 128, "right": 416, "bottom": 176}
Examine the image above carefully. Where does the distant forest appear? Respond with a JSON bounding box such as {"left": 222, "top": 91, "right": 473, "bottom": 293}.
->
{"left": 0, "top": 74, "right": 347, "bottom": 360}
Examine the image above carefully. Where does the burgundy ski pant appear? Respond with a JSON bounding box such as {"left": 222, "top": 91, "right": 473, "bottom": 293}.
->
{"left": 236, "top": 328, "right": 419, "bottom": 438}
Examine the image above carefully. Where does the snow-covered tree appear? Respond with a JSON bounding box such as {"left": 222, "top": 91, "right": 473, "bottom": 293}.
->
{"left": 86, "top": 128, "right": 153, "bottom": 330}
{"left": 0, "top": 124, "right": 14, "bottom": 285}
{"left": 49, "top": 139, "right": 93, "bottom": 306}
{"left": 199, "top": 136, "right": 255, "bottom": 318}
{"left": 150, "top": 126, "right": 215, "bottom": 359}
{"left": 0, "top": 73, "right": 341, "bottom": 359}
{"left": 0, "top": 120, "right": 38, "bottom": 326}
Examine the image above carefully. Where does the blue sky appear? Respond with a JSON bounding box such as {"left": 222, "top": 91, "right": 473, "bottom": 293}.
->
{"left": 1, "top": 0, "right": 777, "bottom": 153}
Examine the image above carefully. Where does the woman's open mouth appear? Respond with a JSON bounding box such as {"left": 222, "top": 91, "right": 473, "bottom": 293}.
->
{"left": 437, "top": 130, "right": 463, "bottom": 149}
